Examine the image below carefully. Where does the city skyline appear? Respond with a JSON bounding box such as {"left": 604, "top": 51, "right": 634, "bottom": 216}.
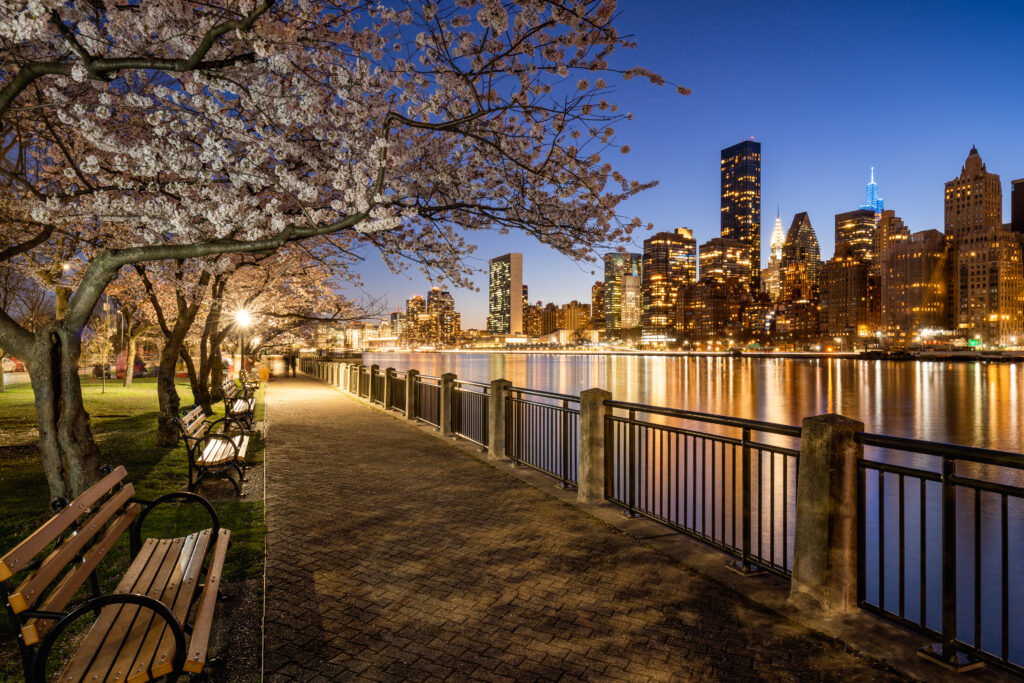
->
{"left": 351, "top": 1, "right": 1024, "bottom": 329}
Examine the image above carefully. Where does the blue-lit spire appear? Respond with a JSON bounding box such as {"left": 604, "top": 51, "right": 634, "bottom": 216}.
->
{"left": 859, "top": 167, "right": 883, "bottom": 214}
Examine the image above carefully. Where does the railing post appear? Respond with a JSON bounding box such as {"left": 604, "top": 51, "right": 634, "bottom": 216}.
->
{"left": 384, "top": 368, "right": 395, "bottom": 409}
{"left": 790, "top": 413, "right": 863, "bottom": 612}
{"left": 559, "top": 399, "right": 571, "bottom": 489}
{"left": 369, "top": 364, "right": 380, "bottom": 402}
{"left": 440, "top": 373, "right": 456, "bottom": 435}
{"left": 729, "top": 428, "right": 761, "bottom": 575}
{"left": 578, "top": 388, "right": 611, "bottom": 503}
{"left": 405, "top": 370, "right": 419, "bottom": 420}
{"left": 488, "top": 379, "right": 512, "bottom": 459}
{"left": 626, "top": 409, "right": 638, "bottom": 517}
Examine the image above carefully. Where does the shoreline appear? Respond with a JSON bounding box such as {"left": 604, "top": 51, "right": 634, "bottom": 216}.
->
{"left": 350, "top": 349, "right": 1024, "bottom": 362}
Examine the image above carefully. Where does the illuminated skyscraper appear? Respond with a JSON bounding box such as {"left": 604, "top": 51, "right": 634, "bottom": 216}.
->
{"left": 761, "top": 209, "right": 786, "bottom": 301}
{"left": 835, "top": 209, "right": 876, "bottom": 263}
{"left": 641, "top": 228, "right": 697, "bottom": 343}
{"left": 720, "top": 140, "right": 761, "bottom": 293}
{"left": 603, "top": 252, "right": 641, "bottom": 334}
{"left": 699, "top": 238, "right": 750, "bottom": 285}
{"left": 488, "top": 253, "right": 523, "bottom": 335}
{"left": 591, "top": 281, "right": 605, "bottom": 327}
{"left": 621, "top": 275, "right": 642, "bottom": 329}
{"left": 859, "top": 167, "right": 884, "bottom": 215}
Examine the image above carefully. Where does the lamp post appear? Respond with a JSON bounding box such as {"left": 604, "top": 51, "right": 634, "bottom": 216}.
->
{"left": 235, "top": 309, "right": 251, "bottom": 380}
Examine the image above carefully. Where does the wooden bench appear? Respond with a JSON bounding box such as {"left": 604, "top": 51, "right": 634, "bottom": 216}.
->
{"left": 220, "top": 380, "right": 255, "bottom": 432}
{"left": 0, "top": 466, "right": 230, "bottom": 682}
{"left": 173, "top": 406, "right": 249, "bottom": 496}
{"left": 238, "top": 370, "right": 260, "bottom": 395}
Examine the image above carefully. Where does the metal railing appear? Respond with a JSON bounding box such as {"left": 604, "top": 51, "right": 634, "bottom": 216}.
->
{"left": 857, "top": 433, "right": 1024, "bottom": 674}
{"left": 358, "top": 366, "right": 370, "bottom": 398}
{"left": 452, "top": 380, "right": 489, "bottom": 448}
{"left": 505, "top": 387, "right": 579, "bottom": 488}
{"left": 371, "top": 371, "right": 385, "bottom": 405}
{"left": 414, "top": 375, "right": 441, "bottom": 428}
{"left": 604, "top": 401, "right": 801, "bottom": 578}
{"left": 387, "top": 371, "right": 407, "bottom": 412}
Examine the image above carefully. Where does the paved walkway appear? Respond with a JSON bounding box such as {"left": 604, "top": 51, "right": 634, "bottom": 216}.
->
{"left": 263, "top": 377, "right": 898, "bottom": 681}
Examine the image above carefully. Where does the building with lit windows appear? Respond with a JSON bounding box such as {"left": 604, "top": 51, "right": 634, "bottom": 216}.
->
{"left": 426, "top": 287, "right": 460, "bottom": 346}
{"left": 859, "top": 167, "right": 884, "bottom": 215}
{"left": 720, "top": 140, "right": 761, "bottom": 293}
{"left": 641, "top": 228, "right": 697, "bottom": 344}
{"left": 835, "top": 208, "right": 876, "bottom": 263}
{"left": 761, "top": 210, "right": 786, "bottom": 302}
{"left": 621, "top": 275, "right": 642, "bottom": 330}
{"left": 557, "top": 300, "right": 591, "bottom": 334}
{"left": 872, "top": 210, "right": 910, "bottom": 279}
{"left": 879, "top": 229, "right": 950, "bottom": 345}
{"left": 944, "top": 147, "right": 1024, "bottom": 345}
{"left": 821, "top": 244, "right": 872, "bottom": 347}
{"left": 591, "top": 281, "right": 605, "bottom": 328}
{"left": 603, "top": 252, "right": 641, "bottom": 335}
{"left": 699, "top": 238, "right": 749, "bottom": 285}
{"left": 488, "top": 253, "right": 523, "bottom": 335}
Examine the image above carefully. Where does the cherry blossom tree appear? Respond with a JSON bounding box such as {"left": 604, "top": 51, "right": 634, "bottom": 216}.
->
{"left": 0, "top": 0, "right": 683, "bottom": 498}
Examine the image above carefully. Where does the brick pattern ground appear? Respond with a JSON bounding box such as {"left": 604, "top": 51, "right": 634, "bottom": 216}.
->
{"left": 263, "top": 377, "right": 900, "bottom": 682}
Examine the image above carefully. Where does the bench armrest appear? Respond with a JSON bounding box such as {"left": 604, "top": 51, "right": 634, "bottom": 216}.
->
{"left": 129, "top": 493, "right": 220, "bottom": 557}
{"left": 183, "top": 528, "right": 231, "bottom": 674}
{"left": 32, "top": 593, "right": 186, "bottom": 683}
{"left": 206, "top": 416, "right": 246, "bottom": 434}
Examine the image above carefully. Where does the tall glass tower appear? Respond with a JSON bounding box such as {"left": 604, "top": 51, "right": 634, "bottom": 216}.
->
{"left": 720, "top": 140, "right": 761, "bottom": 293}
{"left": 859, "top": 167, "right": 884, "bottom": 215}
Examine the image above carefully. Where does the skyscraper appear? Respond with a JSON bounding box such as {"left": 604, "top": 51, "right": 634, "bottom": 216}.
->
{"left": 603, "top": 252, "right": 641, "bottom": 334}
{"left": 591, "top": 281, "right": 605, "bottom": 327}
{"left": 720, "top": 140, "right": 761, "bottom": 293}
{"left": 859, "top": 167, "right": 884, "bottom": 215}
{"left": 944, "top": 147, "right": 1024, "bottom": 344}
{"left": 621, "top": 275, "right": 642, "bottom": 330}
{"left": 641, "top": 228, "right": 697, "bottom": 343}
{"left": 488, "top": 253, "right": 523, "bottom": 335}
{"left": 1011, "top": 178, "right": 1024, "bottom": 234}
{"left": 426, "top": 287, "right": 460, "bottom": 346}
{"left": 776, "top": 212, "right": 822, "bottom": 344}
{"left": 761, "top": 209, "right": 786, "bottom": 301}
{"left": 698, "top": 238, "right": 750, "bottom": 285}
{"left": 834, "top": 209, "right": 876, "bottom": 263}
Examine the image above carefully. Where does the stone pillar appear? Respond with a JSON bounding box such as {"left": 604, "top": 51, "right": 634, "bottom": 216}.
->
{"left": 405, "top": 369, "right": 419, "bottom": 420}
{"left": 384, "top": 368, "right": 396, "bottom": 409}
{"left": 488, "top": 379, "right": 512, "bottom": 459}
{"left": 578, "top": 388, "right": 611, "bottom": 503}
{"left": 790, "top": 413, "right": 863, "bottom": 613}
{"left": 439, "top": 373, "right": 457, "bottom": 435}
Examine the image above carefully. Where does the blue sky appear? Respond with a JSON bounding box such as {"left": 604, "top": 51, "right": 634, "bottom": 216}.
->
{"left": 354, "top": 0, "right": 1024, "bottom": 329}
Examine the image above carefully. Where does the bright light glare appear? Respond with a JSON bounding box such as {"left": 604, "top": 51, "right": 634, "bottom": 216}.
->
{"left": 235, "top": 310, "right": 252, "bottom": 327}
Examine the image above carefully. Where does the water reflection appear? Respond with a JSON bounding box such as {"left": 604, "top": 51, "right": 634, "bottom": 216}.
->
{"left": 363, "top": 353, "right": 1024, "bottom": 451}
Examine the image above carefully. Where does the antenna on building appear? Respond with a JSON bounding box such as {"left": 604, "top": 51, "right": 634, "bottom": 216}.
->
{"left": 870, "top": 166, "right": 875, "bottom": 184}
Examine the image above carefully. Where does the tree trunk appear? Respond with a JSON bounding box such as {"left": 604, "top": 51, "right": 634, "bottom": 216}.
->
{"left": 210, "top": 340, "right": 225, "bottom": 401}
{"left": 155, "top": 322, "right": 193, "bottom": 447}
{"left": 28, "top": 324, "right": 101, "bottom": 500}
{"left": 0, "top": 350, "right": 6, "bottom": 393}
{"left": 182, "top": 347, "right": 212, "bottom": 414}
{"left": 123, "top": 335, "right": 137, "bottom": 388}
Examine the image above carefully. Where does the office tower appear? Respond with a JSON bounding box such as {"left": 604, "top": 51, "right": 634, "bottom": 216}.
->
{"left": 879, "top": 230, "right": 949, "bottom": 345}
{"left": 557, "top": 301, "right": 591, "bottom": 332}
{"left": 1012, "top": 179, "right": 1024, "bottom": 234}
{"left": 523, "top": 302, "right": 543, "bottom": 337}
{"left": 859, "top": 167, "right": 884, "bottom": 215}
{"left": 591, "top": 281, "right": 605, "bottom": 327}
{"left": 871, "top": 210, "right": 910, "bottom": 279}
{"left": 427, "top": 286, "right": 460, "bottom": 346}
{"left": 641, "top": 228, "right": 697, "bottom": 343}
{"left": 699, "top": 237, "right": 750, "bottom": 286}
{"left": 603, "top": 252, "right": 641, "bottom": 334}
{"left": 488, "top": 253, "right": 523, "bottom": 335}
{"left": 721, "top": 140, "right": 762, "bottom": 292}
{"left": 944, "top": 147, "right": 1024, "bottom": 344}
{"left": 541, "top": 302, "right": 558, "bottom": 335}
{"left": 835, "top": 209, "right": 876, "bottom": 263}
{"left": 776, "top": 212, "right": 822, "bottom": 345}
{"left": 762, "top": 209, "right": 786, "bottom": 301}
{"left": 821, "top": 243, "right": 872, "bottom": 346}
{"left": 621, "top": 275, "right": 642, "bottom": 329}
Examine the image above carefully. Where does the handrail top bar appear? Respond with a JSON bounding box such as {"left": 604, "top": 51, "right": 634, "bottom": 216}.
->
{"left": 508, "top": 386, "right": 579, "bottom": 402}
{"left": 856, "top": 431, "right": 1024, "bottom": 469}
{"left": 417, "top": 374, "right": 442, "bottom": 381}
{"left": 604, "top": 400, "right": 801, "bottom": 437}
{"left": 453, "top": 379, "right": 490, "bottom": 389}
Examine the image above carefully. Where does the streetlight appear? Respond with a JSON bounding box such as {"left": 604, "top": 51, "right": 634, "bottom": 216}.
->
{"left": 235, "top": 309, "right": 251, "bottom": 379}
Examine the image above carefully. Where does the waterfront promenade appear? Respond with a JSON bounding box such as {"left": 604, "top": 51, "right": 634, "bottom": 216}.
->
{"left": 263, "top": 376, "right": 899, "bottom": 681}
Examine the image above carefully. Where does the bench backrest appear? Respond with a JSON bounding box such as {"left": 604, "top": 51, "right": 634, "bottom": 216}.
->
{"left": 0, "top": 466, "right": 139, "bottom": 646}
{"left": 174, "top": 406, "right": 208, "bottom": 442}
{"left": 221, "top": 380, "right": 239, "bottom": 400}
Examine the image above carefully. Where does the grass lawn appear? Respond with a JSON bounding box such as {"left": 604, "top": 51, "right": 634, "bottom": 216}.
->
{"left": 0, "top": 375, "right": 265, "bottom": 680}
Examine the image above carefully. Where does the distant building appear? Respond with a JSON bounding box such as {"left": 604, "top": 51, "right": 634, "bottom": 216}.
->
{"left": 880, "top": 229, "right": 949, "bottom": 345}
{"left": 488, "top": 253, "right": 523, "bottom": 335}
{"left": 871, "top": 210, "right": 910, "bottom": 280}
{"left": 1012, "top": 178, "right": 1024, "bottom": 234}
{"left": 699, "top": 238, "right": 750, "bottom": 285}
{"left": 541, "top": 302, "right": 558, "bottom": 335}
{"left": 859, "top": 167, "right": 884, "bottom": 215}
{"left": 557, "top": 300, "right": 591, "bottom": 333}
{"left": 603, "top": 252, "right": 641, "bottom": 334}
{"left": 761, "top": 209, "right": 786, "bottom": 302}
{"left": 721, "top": 140, "right": 762, "bottom": 292}
{"left": 641, "top": 228, "right": 697, "bottom": 343}
{"left": 621, "top": 274, "right": 642, "bottom": 330}
{"left": 775, "top": 212, "right": 822, "bottom": 346}
{"left": 523, "top": 301, "right": 543, "bottom": 337}
{"left": 821, "top": 244, "right": 872, "bottom": 346}
{"left": 944, "top": 147, "right": 1024, "bottom": 345}
{"left": 426, "top": 287, "right": 460, "bottom": 346}
{"left": 834, "top": 208, "right": 876, "bottom": 264}
{"left": 590, "top": 281, "right": 606, "bottom": 327}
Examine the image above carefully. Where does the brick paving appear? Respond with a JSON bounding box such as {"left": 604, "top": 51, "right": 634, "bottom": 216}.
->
{"left": 263, "top": 376, "right": 900, "bottom": 681}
